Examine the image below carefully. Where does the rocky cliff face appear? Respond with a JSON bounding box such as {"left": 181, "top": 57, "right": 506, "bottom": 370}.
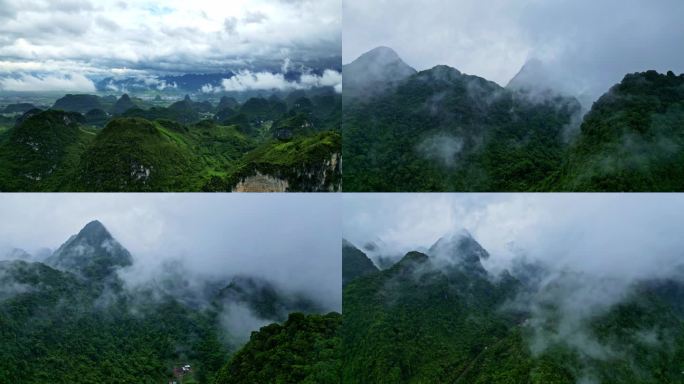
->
{"left": 232, "top": 172, "right": 290, "bottom": 192}
{"left": 230, "top": 152, "right": 341, "bottom": 192}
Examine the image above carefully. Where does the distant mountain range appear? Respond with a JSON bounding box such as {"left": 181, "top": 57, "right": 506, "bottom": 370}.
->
{"left": 95, "top": 58, "right": 342, "bottom": 94}
{"left": 0, "top": 220, "right": 339, "bottom": 383}
{"left": 342, "top": 232, "right": 684, "bottom": 383}
{"left": 343, "top": 46, "right": 684, "bottom": 192}
{"left": 0, "top": 89, "right": 341, "bottom": 192}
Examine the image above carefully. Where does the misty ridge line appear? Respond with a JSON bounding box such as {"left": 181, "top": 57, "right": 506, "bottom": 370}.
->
{"left": 345, "top": 45, "right": 684, "bottom": 109}
{"left": 0, "top": 219, "right": 334, "bottom": 332}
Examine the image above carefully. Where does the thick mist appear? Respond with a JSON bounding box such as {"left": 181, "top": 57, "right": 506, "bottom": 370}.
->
{"left": 0, "top": 194, "right": 342, "bottom": 312}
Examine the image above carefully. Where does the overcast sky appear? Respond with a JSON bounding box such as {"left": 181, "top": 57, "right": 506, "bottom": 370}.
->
{"left": 0, "top": 0, "right": 341, "bottom": 92}
{"left": 344, "top": 0, "right": 684, "bottom": 95}
{"left": 0, "top": 193, "right": 341, "bottom": 310}
{"left": 344, "top": 193, "right": 684, "bottom": 281}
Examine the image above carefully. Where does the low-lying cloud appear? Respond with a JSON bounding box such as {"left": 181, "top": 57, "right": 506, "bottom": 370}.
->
{"left": 203, "top": 69, "right": 342, "bottom": 93}
{"left": 417, "top": 134, "right": 464, "bottom": 167}
{"left": 0, "top": 72, "right": 96, "bottom": 92}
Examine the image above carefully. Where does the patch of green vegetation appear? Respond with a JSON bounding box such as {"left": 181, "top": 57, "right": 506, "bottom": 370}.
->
{"left": 214, "top": 312, "right": 341, "bottom": 384}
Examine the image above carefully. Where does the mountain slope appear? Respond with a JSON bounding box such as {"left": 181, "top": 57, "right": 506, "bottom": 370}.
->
{"left": 342, "top": 233, "right": 519, "bottom": 383}
{"left": 214, "top": 312, "right": 341, "bottom": 384}
{"left": 111, "top": 93, "right": 138, "bottom": 115}
{"left": 343, "top": 46, "right": 417, "bottom": 101}
{"left": 45, "top": 220, "right": 132, "bottom": 279}
{"left": 0, "top": 222, "right": 228, "bottom": 384}
{"left": 0, "top": 110, "right": 94, "bottom": 191}
{"left": 550, "top": 70, "right": 684, "bottom": 191}
{"left": 75, "top": 117, "right": 200, "bottom": 191}
{"left": 342, "top": 240, "right": 378, "bottom": 286}
{"left": 52, "top": 94, "right": 103, "bottom": 114}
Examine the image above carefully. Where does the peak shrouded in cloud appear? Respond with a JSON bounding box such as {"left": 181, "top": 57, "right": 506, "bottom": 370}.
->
{"left": 343, "top": 193, "right": 684, "bottom": 281}
{"left": 0, "top": 0, "right": 341, "bottom": 92}
{"left": 344, "top": 0, "right": 684, "bottom": 102}
{"left": 0, "top": 194, "right": 341, "bottom": 311}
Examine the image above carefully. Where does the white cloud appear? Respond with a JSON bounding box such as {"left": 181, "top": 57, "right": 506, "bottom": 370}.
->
{"left": 221, "top": 71, "right": 292, "bottom": 92}
{"left": 219, "top": 69, "right": 342, "bottom": 92}
{"left": 201, "top": 83, "right": 218, "bottom": 93}
{"left": 0, "top": 73, "right": 95, "bottom": 92}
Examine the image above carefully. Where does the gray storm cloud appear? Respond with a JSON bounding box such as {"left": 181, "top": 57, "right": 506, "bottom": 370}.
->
{"left": 344, "top": 0, "right": 684, "bottom": 103}
{"left": 0, "top": 0, "right": 341, "bottom": 90}
{"left": 0, "top": 194, "right": 342, "bottom": 311}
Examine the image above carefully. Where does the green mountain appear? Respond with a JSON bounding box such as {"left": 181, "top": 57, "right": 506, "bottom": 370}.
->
{"left": 0, "top": 221, "right": 339, "bottom": 383}
{"left": 343, "top": 46, "right": 417, "bottom": 101}
{"left": 344, "top": 47, "right": 684, "bottom": 192}
{"left": 111, "top": 93, "right": 138, "bottom": 115}
{"left": 342, "top": 239, "right": 378, "bottom": 286}
{"left": 1, "top": 103, "right": 37, "bottom": 114}
{"left": 75, "top": 117, "right": 200, "bottom": 191}
{"left": 0, "top": 90, "right": 341, "bottom": 192}
{"left": 0, "top": 110, "right": 94, "bottom": 191}
{"left": 240, "top": 97, "right": 288, "bottom": 124}
{"left": 550, "top": 70, "right": 684, "bottom": 191}
{"left": 217, "top": 96, "right": 239, "bottom": 112}
{"left": 214, "top": 312, "right": 341, "bottom": 384}
{"left": 342, "top": 232, "right": 684, "bottom": 383}
{"left": 0, "top": 222, "right": 227, "bottom": 384}
{"left": 45, "top": 220, "right": 132, "bottom": 280}
{"left": 52, "top": 94, "right": 103, "bottom": 114}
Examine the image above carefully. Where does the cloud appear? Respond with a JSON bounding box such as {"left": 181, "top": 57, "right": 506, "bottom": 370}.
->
{"left": 243, "top": 11, "right": 268, "bottom": 24}
{"left": 215, "top": 69, "right": 342, "bottom": 92}
{"left": 0, "top": 73, "right": 96, "bottom": 92}
{"left": 344, "top": 0, "right": 684, "bottom": 101}
{"left": 0, "top": 0, "right": 341, "bottom": 91}
{"left": 223, "top": 17, "right": 238, "bottom": 35}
